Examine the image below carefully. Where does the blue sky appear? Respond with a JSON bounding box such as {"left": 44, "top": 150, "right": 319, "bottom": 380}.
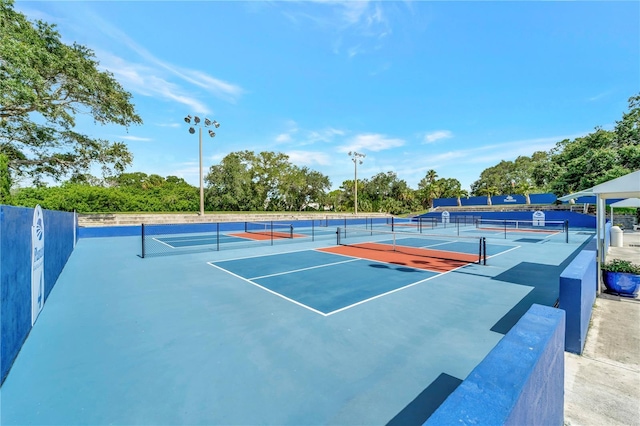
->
{"left": 16, "top": 1, "right": 640, "bottom": 192}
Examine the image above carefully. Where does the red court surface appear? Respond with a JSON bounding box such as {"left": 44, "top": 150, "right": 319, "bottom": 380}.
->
{"left": 319, "top": 243, "right": 478, "bottom": 272}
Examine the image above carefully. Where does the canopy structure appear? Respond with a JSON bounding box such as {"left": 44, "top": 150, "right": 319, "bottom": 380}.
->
{"left": 559, "top": 170, "right": 640, "bottom": 294}
{"left": 558, "top": 170, "right": 640, "bottom": 202}
{"left": 610, "top": 198, "right": 640, "bottom": 208}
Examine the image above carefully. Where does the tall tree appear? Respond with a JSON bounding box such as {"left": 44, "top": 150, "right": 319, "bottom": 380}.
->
{"left": 417, "top": 169, "right": 439, "bottom": 208}
{"left": 0, "top": 0, "right": 141, "bottom": 184}
{"left": 0, "top": 153, "right": 11, "bottom": 203}
{"left": 205, "top": 151, "right": 258, "bottom": 211}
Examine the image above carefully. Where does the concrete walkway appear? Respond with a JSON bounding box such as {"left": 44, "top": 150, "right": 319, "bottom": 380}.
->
{"left": 564, "top": 231, "right": 640, "bottom": 426}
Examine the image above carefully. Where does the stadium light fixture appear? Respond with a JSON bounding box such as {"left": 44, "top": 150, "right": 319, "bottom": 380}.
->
{"left": 184, "top": 115, "right": 220, "bottom": 216}
{"left": 348, "top": 151, "right": 366, "bottom": 215}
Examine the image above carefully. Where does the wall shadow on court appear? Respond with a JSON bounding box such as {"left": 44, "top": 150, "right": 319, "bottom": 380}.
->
{"left": 386, "top": 373, "right": 462, "bottom": 426}
{"left": 490, "top": 238, "right": 594, "bottom": 334}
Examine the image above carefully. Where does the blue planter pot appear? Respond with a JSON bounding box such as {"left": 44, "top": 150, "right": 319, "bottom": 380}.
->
{"left": 603, "top": 271, "right": 640, "bottom": 297}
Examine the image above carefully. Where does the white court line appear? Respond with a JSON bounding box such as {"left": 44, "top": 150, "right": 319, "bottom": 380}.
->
{"left": 207, "top": 262, "right": 329, "bottom": 316}
{"left": 152, "top": 237, "right": 176, "bottom": 249}
{"left": 324, "top": 262, "right": 469, "bottom": 316}
{"left": 249, "top": 258, "right": 359, "bottom": 280}
{"left": 211, "top": 246, "right": 332, "bottom": 263}
{"left": 207, "top": 246, "right": 515, "bottom": 317}
{"left": 486, "top": 245, "right": 521, "bottom": 259}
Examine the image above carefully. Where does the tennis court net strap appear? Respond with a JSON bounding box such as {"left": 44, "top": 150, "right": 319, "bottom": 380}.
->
{"left": 336, "top": 227, "right": 486, "bottom": 265}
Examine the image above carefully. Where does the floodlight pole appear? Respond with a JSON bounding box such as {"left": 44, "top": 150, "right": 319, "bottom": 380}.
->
{"left": 198, "top": 126, "right": 204, "bottom": 216}
{"left": 185, "top": 115, "right": 220, "bottom": 216}
{"left": 349, "top": 151, "right": 365, "bottom": 215}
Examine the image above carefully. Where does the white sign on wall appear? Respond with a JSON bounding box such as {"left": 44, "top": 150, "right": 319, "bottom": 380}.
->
{"left": 442, "top": 211, "right": 450, "bottom": 224}
{"left": 532, "top": 210, "right": 545, "bottom": 227}
{"left": 31, "top": 205, "right": 45, "bottom": 325}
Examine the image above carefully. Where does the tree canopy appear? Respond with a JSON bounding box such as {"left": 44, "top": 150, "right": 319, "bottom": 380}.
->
{"left": 472, "top": 93, "right": 640, "bottom": 197}
{"left": 205, "top": 151, "right": 331, "bottom": 212}
{"left": 0, "top": 0, "right": 141, "bottom": 185}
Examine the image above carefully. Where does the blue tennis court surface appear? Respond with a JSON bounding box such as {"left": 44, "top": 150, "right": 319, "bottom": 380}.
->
{"left": 155, "top": 233, "right": 247, "bottom": 247}
{"left": 0, "top": 226, "right": 596, "bottom": 425}
{"left": 210, "top": 250, "right": 438, "bottom": 315}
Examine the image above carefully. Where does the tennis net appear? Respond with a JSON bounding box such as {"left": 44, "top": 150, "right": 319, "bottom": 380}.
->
{"left": 336, "top": 227, "right": 486, "bottom": 265}
{"left": 475, "top": 219, "right": 567, "bottom": 232}
{"left": 245, "top": 221, "right": 294, "bottom": 238}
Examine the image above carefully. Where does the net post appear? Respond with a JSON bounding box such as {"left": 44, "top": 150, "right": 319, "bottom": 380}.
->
{"left": 392, "top": 216, "right": 395, "bottom": 232}
{"left": 336, "top": 227, "right": 341, "bottom": 245}
{"left": 141, "top": 223, "right": 146, "bottom": 258}
{"left": 565, "top": 220, "right": 569, "bottom": 243}
{"left": 504, "top": 220, "right": 507, "bottom": 239}
{"left": 217, "top": 222, "right": 220, "bottom": 251}
{"left": 289, "top": 224, "right": 294, "bottom": 239}
{"left": 270, "top": 221, "right": 274, "bottom": 246}
{"left": 312, "top": 219, "right": 315, "bottom": 241}
{"left": 244, "top": 221, "right": 248, "bottom": 233}
{"left": 483, "top": 237, "right": 487, "bottom": 265}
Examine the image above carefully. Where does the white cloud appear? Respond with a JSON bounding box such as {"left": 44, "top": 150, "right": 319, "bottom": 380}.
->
{"left": 274, "top": 123, "right": 344, "bottom": 146}
{"left": 282, "top": 1, "right": 391, "bottom": 57}
{"left": 304, "top": 128, "right": 345, "bottom": 144}
{"left": 286, "top": 150, "right": 333, "bottom": 166}
{"left": 587, "top": 91, "right": 612, "bottom": 102}
{"left": 79, "top": 9, "right": 244, "bottom": 107}
{"left": 424, "top": 130, "right": 453, "bottom": 143}
{"left": 119, "top": 135, "right": 153, "bottom": 142}
{"left": 276, "top": 133, "right": 293, "bottom": 143}
{"left": 340, "top": 133, "right": 405, "bottom": 153}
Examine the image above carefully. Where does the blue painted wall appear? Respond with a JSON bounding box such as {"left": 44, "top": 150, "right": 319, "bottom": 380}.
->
{"left": 433, "top": 197, "right": 459, "bottom": 207}
{"left": 559, "top": 250, "right": 597, "bottom": 354}
{"left": 419, "top": 210, "right": 596, "bottom": 229}
{"left": 426, "top": 304, "right": 565, "bottom": 426}
{"left": 435, "top": 193, "right": 558, "bottom": 207}
{"left": 461, "top": 196, "right": 488, "bottom": 206}
{"left": 490, "top": 194, "right": 527, "bottom": 205}
{"left": 0, "top": 206, "right": 75, "bottom": 384}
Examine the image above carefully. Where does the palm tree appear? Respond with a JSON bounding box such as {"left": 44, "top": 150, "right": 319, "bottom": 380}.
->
{"left": 516, "top": 182, "right": 534, "bottom": 204}
{"left": 479, "top": 184, "right": 498, "bottom": 205}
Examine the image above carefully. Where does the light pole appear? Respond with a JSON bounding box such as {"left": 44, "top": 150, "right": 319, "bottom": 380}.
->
{"left": 348, "top": 151, "right": 365, "bottom": 215}
{"left": 184, "top": 115, "right": 220, "bottom": 216}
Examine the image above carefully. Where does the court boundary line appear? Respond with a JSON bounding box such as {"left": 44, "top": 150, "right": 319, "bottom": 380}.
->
{"left": 324, "top": 260, "right": 474, "bottom": 316}
{"left": 152, "top": 237, "right": 178, "bottom": 249}
{"left": 249, "top": 258, "right": 359, "bottom": 280}
{"left": 206, "top": 244, "right": 520, "bottom": 317}
{"left": 210, "top": 246, "right": 335, "bottom": 263}
{"left": 485, "top": 245, "right": 521, "bottom": 259}
{"left": 207, "top": 261, "right": 329, "bottom": 316}
{"left": 207, "top": 250, "right": 448, "bottom": 316}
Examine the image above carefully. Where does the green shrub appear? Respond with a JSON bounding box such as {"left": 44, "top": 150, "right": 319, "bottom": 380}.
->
{"left": 602, "top": 259, "right": 640, "bottom": 274}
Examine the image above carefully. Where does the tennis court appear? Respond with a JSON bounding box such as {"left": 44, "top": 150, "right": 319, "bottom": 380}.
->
{"left": 1, "top": 220, "right": 595, "bottom": 425}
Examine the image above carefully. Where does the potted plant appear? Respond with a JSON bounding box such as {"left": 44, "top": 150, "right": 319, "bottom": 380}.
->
{"left": 602, "top": 259, "right": 640, "bottom": 297}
